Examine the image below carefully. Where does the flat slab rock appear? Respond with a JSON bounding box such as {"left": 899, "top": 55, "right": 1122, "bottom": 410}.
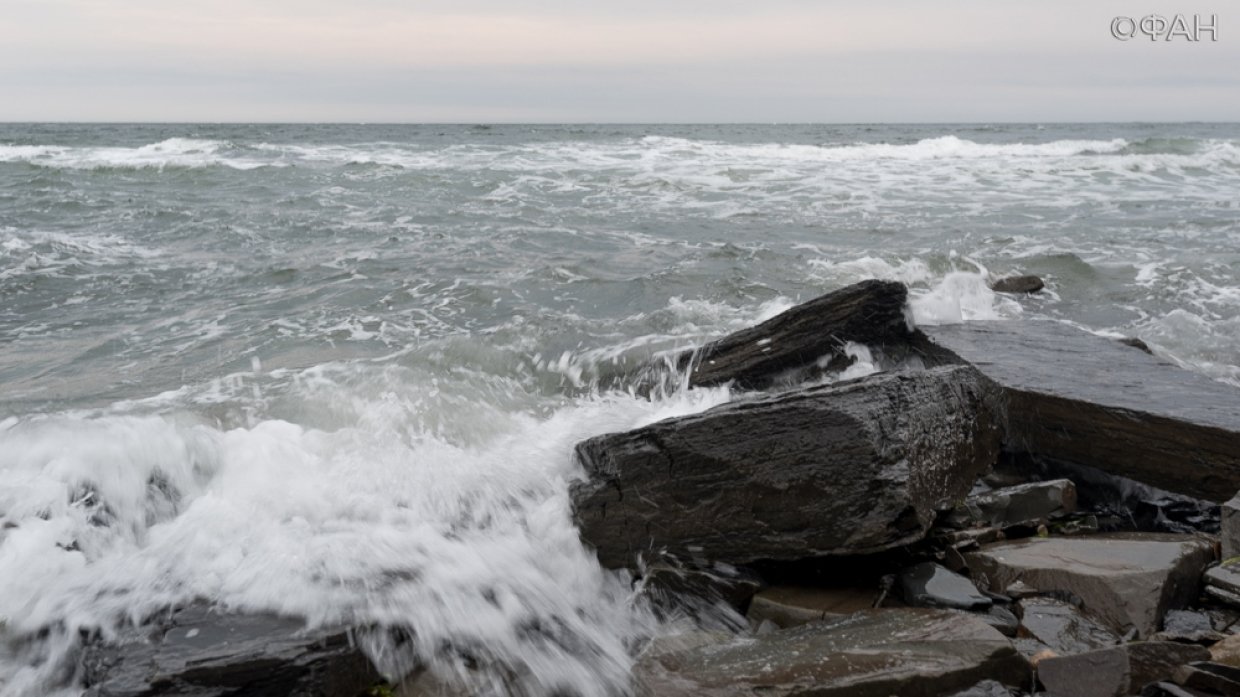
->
{"left": 966, "top": 533, "right": 1213, "bottom": 638}
{"left": 572, "top": 365, "right": 1001, "bottom": 568}
{"left": 635, "top": 608, "right": 1029, "bottom": 697}
{"left": 1037, "top": 642, "right": 1210, "bottom": 697}
{"left": 922, "top": 320, "right": 1240, "bottom": 502}
{"left": 81, "top": 605, "right": 379, "bottom": 697}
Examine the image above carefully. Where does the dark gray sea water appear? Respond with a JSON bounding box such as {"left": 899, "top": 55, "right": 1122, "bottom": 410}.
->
{"left": 1, "top": 123, "right": 1239, "bottom": 695}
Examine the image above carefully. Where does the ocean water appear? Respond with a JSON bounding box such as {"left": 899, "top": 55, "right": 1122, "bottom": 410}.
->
{"left": 1, "top": 122, "right": 1239, "bottom": 695}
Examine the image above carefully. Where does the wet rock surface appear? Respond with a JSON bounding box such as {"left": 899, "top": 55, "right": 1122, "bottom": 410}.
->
{"left": 988, "top": 275, "right": 1045, "bottom": 294}
{"left": 572, "top": 365, "right": 1001, "bottom": 568}
{"left": 745, "top": 586, "right": 880, "bottom": 629}
{"left": 900, "top": 562, "right": 992, "bottom": 611}
{"left": 922, "top": 320, "right": 1240, "bottom": 503}
{"left": 634, "top": 609, "right": 1029, "bottom": 697}
{"left": 967, "top": 533, "right": 1213, "bottom": 637}
{"left": 1016, "top": 597, "right": 1120, "bottom": 656}
{"left": 1036, "top": 642, "right": 1210, "bottom": 697}
{"left": 676, "top": 279, "right": 911, "bottom": 389}
{"left": 81, "top": 604, "right": 381, "bottom": 697}
{"left": 956, "top": 479, "right": 1077, "bottom": 528}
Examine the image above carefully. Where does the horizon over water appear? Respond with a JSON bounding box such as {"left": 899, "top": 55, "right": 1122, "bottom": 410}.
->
{"left": 2, "top": 122, "right": 1239, "bottom": 695}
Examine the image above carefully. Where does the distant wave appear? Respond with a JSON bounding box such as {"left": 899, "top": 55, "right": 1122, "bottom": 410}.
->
{"left": 0, "top": 138, "right": 269, "bottom": 170}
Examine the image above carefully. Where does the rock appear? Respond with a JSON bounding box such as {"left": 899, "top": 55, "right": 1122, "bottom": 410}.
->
{"left": 81, "top": 604, "right": 381, "bottom": 697}
{"left": 1155, "top": 610, "right": 1225, "bottom": 645}
{"left": 1017, "top": 597, "right": 1120, "bottom": 655}
{"left": 946, "top": 680, "right": 1016, "bottom": 697}
{"left": 922, "top": 320, "right": 1240, "bottom": 503}
{"left": 966, "top": 533, "right": 1214, "bottom": 637}
{"left": 1209, "top": 633, "right": 1240, "bottom": 667}
{"left": 640, "top": 562, "right": 764, "bottom": 611}
{"left": 746, "top": 586, "right": 879, "bottom": 629}
{"left": 1141, "top": 682, "right": 1218, "bottom": 697}
{"left": 900, "top": 562, "right": 992, "bottom": 610}
{"left": 1120, "top": 336, "right": 1155, "bottom": 354}
{"left": 1172, "top": 662, "right": 1240, "bottom": 694}
{"left": 676, "top": 279, "right": 911, "bottom": 389}
{"left": 1223, "top": 493, "right": 1240, "bottom": 561}
{"left": 989, "top": 275, "right": 1045, "bottom": 294}
{"left": 1204, "top": 560, "right": 1240, "bottom": 609}
{"left": 572, "top": 365, "right": 1001, "bottom": 568}
{"left": 1037, "top": 642, "right": 1210, "bottom": 697}
{"left": 962, "top": 479, "right": 1078, "bottom": 527}
{"left": 982, "top": 605, "right": 1020, "bottom": 638}
{"left": 633, "top": 608, "right": 1029, "bottom": 697}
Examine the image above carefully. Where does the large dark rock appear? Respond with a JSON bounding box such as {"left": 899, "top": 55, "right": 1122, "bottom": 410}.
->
{"left": 966, "top": 533, "right": 1214, "bottom": 637}
{"left": 988, "top": 275, "right": 1044, "bottom": 294}
{"left": 572, "top": 365, "right": 1001, "bottom": 568}
{"left": 81, "top": 605, "right": 380, "bottom": 697}
{"left": 678, "top": 279, "right": 911, "bottom": 389}
{"left": 1036, "top": 642, "right": 1210, "bottom": 697}
{"left": 634, "top": 608, "right": 1029, "bottom": 697}
{"left": 922, "top": 320, "right": 1240, "bottom": 503}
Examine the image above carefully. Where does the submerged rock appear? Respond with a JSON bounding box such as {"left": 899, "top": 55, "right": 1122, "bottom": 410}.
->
{"left": 677, "top": 279, "right": 911, "bottom": 389}
{"left": 572, "top": 365, "right": 1001, "bottom": 568}
{"left": 1036, "top": 642, "right": 1210, "bottom": 697}
{"left": 966, "top": 533, "right": 1213, "bottom": 637}
{"left": 922, "top": 320, "right": 1240, "bottom": 503}
{"left": 81, "top": 605, "right": 380, "bottom": 697}
{"left": 745, "top": 586, "right": 879, "bottom": 629}
{"left": 634, "top": 609, "right": 1029, "bottom": 697}
{"left": 988, "top": 275, "right": 1045, "bottom": 294}
{"left": 900, "top": 562, "right": 992, "bottom": 611}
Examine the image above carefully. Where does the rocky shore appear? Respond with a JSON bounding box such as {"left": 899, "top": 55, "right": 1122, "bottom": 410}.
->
{"left": 80, "top": 280, "right": 1240, "bottom": 696}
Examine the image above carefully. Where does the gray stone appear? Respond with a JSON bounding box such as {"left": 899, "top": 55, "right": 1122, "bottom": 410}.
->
{"left": 634, "top": 608, "right": 1029, "bottom": 697}
{"left": 1173, "top": 662, "right": 1240, "bottom": 695}
{"left": 981, "top": 605, "right": 1020, "bottom": 638}
{"left": 962, "top": 479, "right": 1077, "bottom": 527}
{"left": 677, "top": 279, "right": 911, "bottom": 389}
{"left": 746, "top": 586, "right": 879, "bottom": 629}
{"left": 1017, "top": 597, "right": 1119, "bottom": 656}
{"left": 922, "top": 320, "right": 1240, "bottom": 503}
{"left": 1204, "top": 560, "right": 1240, "bottom": 610}
{"left": 946, "top": 680, "right": 1015, "bottom": 697}
{"left": 1037, "top": 642, "right": 1210, "bottom": 697}
{"left": 1223, "top": 493, "right": 1240, "bottom": 561}
{"left": 989, "top": 275, "right": 1045, "bottom": 294}
{"left": 81, "top": 604, "right": 380, "bottom": 697}
{"left": 966, "top": 533, "right": 1213, "bottom": 637}
{"left": 573, "top": 365, "right": 1001, "bottom": 568}
{"left": 1155, "top": 610, "right": 1225, "bottom": 645}
{"left": 900, "top": 562, "right": 992, "bottom": 610}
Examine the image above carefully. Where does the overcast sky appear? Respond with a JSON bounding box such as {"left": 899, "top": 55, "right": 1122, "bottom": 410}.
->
{"left": 1, "top": 0, "right": 1235, "bottom": 122}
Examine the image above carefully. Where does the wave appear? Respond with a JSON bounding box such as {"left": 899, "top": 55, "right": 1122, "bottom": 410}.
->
{"left": 0, "top": 138, "right": 269, "bottom": 171}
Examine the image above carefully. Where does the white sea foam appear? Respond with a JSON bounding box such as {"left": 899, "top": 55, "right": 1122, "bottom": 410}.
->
{"left": 0, "top": 138, "right": 267, "bottom": 170}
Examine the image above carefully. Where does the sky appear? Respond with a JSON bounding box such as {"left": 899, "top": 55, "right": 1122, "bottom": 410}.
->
{"left": 0, "top": 0, "right": 1236, "bottom": 122}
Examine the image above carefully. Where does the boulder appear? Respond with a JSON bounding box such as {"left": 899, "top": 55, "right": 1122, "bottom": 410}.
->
{"left": 634, "top": 609, "right": 1029, "bottom": 697}
{"left": 81, "top": 604, "right": 380, "bottom": 697}
{"left": 900, "top": 562, "right": 992, "bottom": 611}
{"left": 922, "top": 320, "right": 1240, "bottom": 503}
{"left": 1172, "top": 662, "right": 1240, "bottom": 694}
{"left": 958, "top": 479, "right": 1078, "bottom": 528}
{"left": 573, "top": 365, "right": 1001, "bottom": 568}
{"left": 1036, "top": 642, "right": 1210, "bottom": 697}
{"left": 988, "top": 275, "right": 1045, "bottom": 294}
{"left": 965, "top": 533, "right": 1213, "bottom": 637}
{"left": 1017, "top": 597, "right": 1120, "bottom": 656}
{"left": 678, "top": 279, "right": 911, "bottom": 389}
{"left": 1222, "top": 493, "right": 1240, "bottom": 560}
{"left": 1204, "top": 560, "right": 1240, "bottom": 609}
{"left": 746, "top": 586, "right": 879, "bottom": 629}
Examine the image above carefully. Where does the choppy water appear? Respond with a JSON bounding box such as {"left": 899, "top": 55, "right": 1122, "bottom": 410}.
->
{"left": 1, "top": 123, "right": 1239, "bottom": 696}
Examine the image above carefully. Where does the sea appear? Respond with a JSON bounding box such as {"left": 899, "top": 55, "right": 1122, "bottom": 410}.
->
{"left": 1, "top": 123, "right": 1238, "bottom": 696}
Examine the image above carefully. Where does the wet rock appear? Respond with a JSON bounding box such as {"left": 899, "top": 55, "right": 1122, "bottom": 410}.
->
{"left": 1140, "top": 682, "right": 1218, "bottom": 697}
{"left": 1017, "top": 597, "right": 1119, "bottom": 655}
{"left": 1209, "top": 633, "right": 1240, "bottom": 667}
{"left": 900, "top": 562, "right": 992, "bottom": 610}
{"left": 1120, "top": 336, "right": 1155, "bottom": 354}
{"left": 982, "top": 605, "right": 1020, "bottom": 638}
{"left": 1222, "top": 493, "right": 1240, "bottom": 560}
{"left": 989, "top": 275, "right": 1044, "bottom": 294}
{"left": 966, "top": 533, "right": 1213, "bottom": 637}
{"left": 81, "top": 604, "right": 380, "bottom": 697}
{"left": 1204, "top": 560, "right": 1240, "bottom": 609}
{"left": 1155, "top": 610, "right": 1225, "bottom": 645}
{"left": 746, "top": 586, "right": 879, "bottom": 629}
{"left": 634, "top": 608, "right": 1029, "bottom": 697}
{"left": 572, "top": 365, "right": 1001, "bottom": 568}
{"left": 947, "top": 680, "right": 1016, "bottom": 697}
{"left": 1172, "top": 662, "right": 1240, "bottom": 694}
{"left": 676, "top": 279, "right": 911, "bottom": 389}
{"left": 960, "top": 479, "right": 1077, "bottom": 528}
{"left": 1036, "top": 642, "right": 1210, "bottom": 697}
{"left": 922, "top": 320, "right": 1240, "bottom": 503}
{"left": 640, "top": 562, "right": 764, "bottom": 612}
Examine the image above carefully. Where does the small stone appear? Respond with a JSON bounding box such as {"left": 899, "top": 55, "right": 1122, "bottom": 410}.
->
{"left": 745, "top": 586, "right": 878, "bottom": 629}
{"left": 963, "top": 479, "right": 1078, "bottom": 528}
{"left": 1154, "top": 610, "right": 1225, "bottom": 645}
{"left": 900, "top": 562, "right": 992, "bottom": 611}
{"left": 981, "top": 605, "right": 1020, "bottom": 637}
{"left": 989, "top": 274, "right": 1045, "bottom": 294}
